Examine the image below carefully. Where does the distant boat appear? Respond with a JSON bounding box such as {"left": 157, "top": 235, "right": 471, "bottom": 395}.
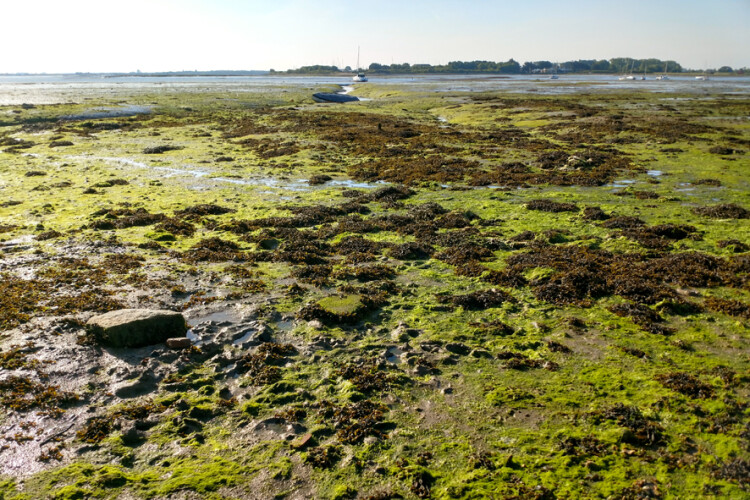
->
{"left": 618, "top": 60, "right": 637, "bottom": 81}
{"left": 656, "top": 63, "right": 669, "bottom": 80}
{"left": 352, "top": 46, "right": 368, "bottom": 82}
{"left": 695, "top": 75, "right": 709, "bottom": 81}
{"left": 312, "top": 92, "right": 359, "bottom": 103}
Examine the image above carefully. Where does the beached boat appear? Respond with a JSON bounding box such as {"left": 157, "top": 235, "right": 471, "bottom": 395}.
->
{"left": 312, "top": 93, "right": 359, "bottom": 103}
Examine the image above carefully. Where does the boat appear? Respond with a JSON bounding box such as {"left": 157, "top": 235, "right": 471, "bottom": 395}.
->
{"left": 655, "top": 62, "right": 669, "bottom": 80}
{"left": 352, "top": 47, "right": 368, "bottom": 82}
{"left": 312, "top": 92, "right": 359, "bottom": 104}
{"left": 618, "top": 60, "right": 637, "bottom": 81}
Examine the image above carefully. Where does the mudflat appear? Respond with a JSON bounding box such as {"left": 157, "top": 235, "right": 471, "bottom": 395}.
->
{"left": 0, "top": 76, "right": 748, "bottom": 499}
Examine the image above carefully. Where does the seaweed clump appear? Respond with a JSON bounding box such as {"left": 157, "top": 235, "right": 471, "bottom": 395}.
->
{"left": 143, "top": 144, "right": 182, "bottom": 154}
{"left": 335, "top": 360, "right": 398, "bottom": 394}
{"left": 182, "top": 238, "right": 245, "bottom": 263}
{"left": 0, "top": 376, "right": 80, "bottom": 417}
{"left": 704, "top": 297, "right": 750, "bottom": 319}
{"left": 655, "top": 372, "right": 714, "bottom": 399}
{"left": 692, "top": 203, "right": 749, "bottom": 219}
{"left": 608, "top": 303, "right": 674, "bottom": 335}
{"left": 236, "top": 342, "right": 296, "bottom": 386}
{"left": 438, "top": 289, "right": 515, "bottom": 310}
{"left": 305, "top": 445, "right": 341, "bottom": 469}
{"left": 713, "top": 458, "right": 750, "bottom": 486}
{"left": 317, "top": 399, "right": 390, "bottom": 444}
{"left": 591, "top": 404, "right": 665, "bottom": 447}
{"left": 526, "top": 199, "right": 579, "bottom": 213}
{"left": 618, "top": 224, "right": 697, "bottom": 249}
{"left": 557, "top": 435, "right": 610, "bottom": 460}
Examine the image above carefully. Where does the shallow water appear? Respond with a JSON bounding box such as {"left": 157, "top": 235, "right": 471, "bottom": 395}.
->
{"left": 62, "top": 105, "right": 152, "bottom": 120}
{"left": 2, "top": 74, "right": 748, "bottom": 105}
{"left": 71, "top": 155, "right": 385, "bottom": 192}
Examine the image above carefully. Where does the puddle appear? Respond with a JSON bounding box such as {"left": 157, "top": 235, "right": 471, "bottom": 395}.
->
{"left": 62, "top": 105, "right": 152, "bottom": 120}
{"left": 610, "top": 179, "right": 636, "bottom": 187}
{"left": 647, "top": 170, "right": 663, "bottom": 177}
{"left": 385, "top": 346, "right": 404, "bottom": 364}
{"left": 193, "top": 310, "right": 238, "bottom": 324}
{"left": 253, "top": 418, "right": 304, "bottom": 435}
{"left": 276, "top": 320, "right": 295, "bottom": 331}
{"left": 69, "top": 155, "right": 385, "bottom": 192}
{"left": 186, "top": 330, "right": 200, "bottom": 342}
{"left": 232, "top": 329, "right": 256, "bottom": 346}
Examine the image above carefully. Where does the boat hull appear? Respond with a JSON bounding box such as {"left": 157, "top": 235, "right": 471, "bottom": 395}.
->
{"left": 312, "top": 93, "right": 360, "bottom": 104}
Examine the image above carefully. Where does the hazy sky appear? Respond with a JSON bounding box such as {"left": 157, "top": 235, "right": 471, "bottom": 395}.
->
{"left": 2, "top": 0, "right": 748, "bottom": 73}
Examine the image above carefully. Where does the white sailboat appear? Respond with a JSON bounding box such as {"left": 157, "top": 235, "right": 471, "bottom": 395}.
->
{"left": 655, "top": 62, "right": 669, "bottom": 80}
{"left": 352, "top": 47, "right": 367, "bottom": 82}
{"left": 618, "top": 60, "right": 637, "bottom": 81}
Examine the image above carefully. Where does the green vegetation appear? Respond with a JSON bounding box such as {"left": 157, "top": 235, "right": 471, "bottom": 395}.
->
{"left": 275, "top": 57, "right": 730, "bottom": 75}
{"left": 0, "top": 77, "right": 748, "bottom": 499}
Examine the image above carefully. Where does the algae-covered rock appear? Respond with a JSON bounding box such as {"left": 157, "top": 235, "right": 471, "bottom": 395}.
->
{"left": 317, "top": 294, "right": 363, "bottom": 316}
{"left": 87, "top": 309, "right": 187, "bottom": 347}
{"left": 298, "top": 294, "right": 370, "bottom": 325}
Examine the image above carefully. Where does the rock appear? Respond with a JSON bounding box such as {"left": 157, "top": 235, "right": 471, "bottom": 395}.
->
{"left": 391, "top": 323, "right": 420, "bottom": 342}
{"left": 166, "top": 337, "right": 192, "bottom": 349}
{"left": 291, "top": 432, "right": 313, "bottom": 449}
{"left": 470, "top": 348, "right": 493, "bottom": 359}
{"left": 445, "top": 342, "right": 470, "bottom": 356}
{"left": 120, "top": 421, "right": 145, "bottom": 445}
{"left": 307, "top": 320, "right": 324, "bottom": 330}
{"left": 413, "top": 364, "right": 432, "bottom": 376}
{"left": 87, "top": 309, "right": 187, "bottom": 347}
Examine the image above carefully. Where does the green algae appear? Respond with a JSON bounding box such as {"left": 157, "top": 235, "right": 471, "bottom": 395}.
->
{"left": 1, "top": 81, "right": 749, "bottom": 499}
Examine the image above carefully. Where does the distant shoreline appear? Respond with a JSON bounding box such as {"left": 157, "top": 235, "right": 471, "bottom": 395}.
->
{"left": 1, "top": 71, "right": 747, "bottom": 78}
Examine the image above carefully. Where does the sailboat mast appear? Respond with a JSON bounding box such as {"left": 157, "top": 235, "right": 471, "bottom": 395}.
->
{"left": 357, "top": 46, "right": 360, "bottom": 72}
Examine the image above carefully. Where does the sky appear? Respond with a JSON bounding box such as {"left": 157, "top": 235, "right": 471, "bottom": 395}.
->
{"left": 2, "top": 0, "right": 749, "bottom": 73}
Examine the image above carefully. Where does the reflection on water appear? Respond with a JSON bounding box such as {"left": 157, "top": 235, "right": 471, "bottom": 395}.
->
{"left": 70, "top": 155, "right": 385, "bottom": 192}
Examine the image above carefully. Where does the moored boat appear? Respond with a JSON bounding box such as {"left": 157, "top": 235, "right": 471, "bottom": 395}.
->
{"left": 352, "top": 46, "right": 368, "bottom": 82}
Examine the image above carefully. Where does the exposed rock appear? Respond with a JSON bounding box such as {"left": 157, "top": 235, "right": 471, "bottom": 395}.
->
{"left": 166, "top": 337, "right": 192, "bottom": 349}
{"left": 291, "top": 432, "right": 314, "bottom": 449}
{"left": 391, "top": 322, "right": 421, "bottom": 342}
{"left": 445, "top": 342, "right": 470, "bottom": 356}
{"left": 86, "top": 309, "right": 187, "bottom": 347}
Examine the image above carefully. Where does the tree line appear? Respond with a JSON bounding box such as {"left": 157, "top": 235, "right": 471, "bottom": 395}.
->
{"left": 273, "top": 59, "right": 744, "bottom": 75}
